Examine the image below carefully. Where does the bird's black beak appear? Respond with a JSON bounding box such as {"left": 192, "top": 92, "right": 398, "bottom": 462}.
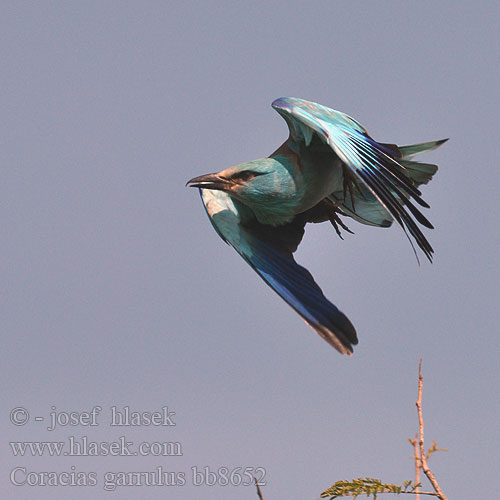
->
{"left": 186, "top": 173, "right": 230, "bottom": 191}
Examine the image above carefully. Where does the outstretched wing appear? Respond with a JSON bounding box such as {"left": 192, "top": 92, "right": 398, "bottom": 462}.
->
{"left": 200, "top": 188, "right": 358, "bottom": 355}
{"left": 272, "top": 97, "right": 438, "bottom": 262}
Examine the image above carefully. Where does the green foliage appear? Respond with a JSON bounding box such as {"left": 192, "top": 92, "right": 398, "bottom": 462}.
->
{"left": 321, "top": 478, "right": 421, "bottom": 499}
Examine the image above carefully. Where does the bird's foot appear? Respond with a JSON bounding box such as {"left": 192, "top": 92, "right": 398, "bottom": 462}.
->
{"left": 329, "top": 211, "right": 354, "bottom": 240}
{"left": 323, "top": 199, "right": 354, "bottom": 240}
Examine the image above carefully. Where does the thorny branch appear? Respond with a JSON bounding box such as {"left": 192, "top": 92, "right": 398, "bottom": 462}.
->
{"left": 255, "top": 360, "right": 449, "bottom": 499}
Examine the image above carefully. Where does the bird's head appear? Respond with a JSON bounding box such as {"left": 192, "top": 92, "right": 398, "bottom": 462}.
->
{"left": 187, "top": 158, "right": 299, "bottom": 218}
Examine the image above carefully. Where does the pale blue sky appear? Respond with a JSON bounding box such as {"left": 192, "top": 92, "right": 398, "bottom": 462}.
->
{"left": 2, "top": 1, "right": 499, "bottom": 499}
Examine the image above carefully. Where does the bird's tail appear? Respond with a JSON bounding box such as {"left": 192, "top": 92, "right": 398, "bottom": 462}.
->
{"left": 398, "top": 160, "right": 438, "bottom": 186}
{"left": 397, "top": 139, "right": 448, "bottom": 186}
{"left": 399, "top": 138, "right": 448, "bottom": 159}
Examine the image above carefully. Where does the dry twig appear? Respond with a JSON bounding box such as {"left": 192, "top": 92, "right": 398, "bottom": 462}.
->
{"left": 416, "top": 360, "right": 448, "bottom": 500}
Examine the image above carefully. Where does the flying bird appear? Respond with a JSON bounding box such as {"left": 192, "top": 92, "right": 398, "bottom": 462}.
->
{"left": 187, "top": 97, "right": 446, "bottom": 355}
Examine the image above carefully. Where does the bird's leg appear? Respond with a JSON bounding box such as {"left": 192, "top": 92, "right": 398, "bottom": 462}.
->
{"left": 342, "top": 164, "right": 365, "bottom": 210}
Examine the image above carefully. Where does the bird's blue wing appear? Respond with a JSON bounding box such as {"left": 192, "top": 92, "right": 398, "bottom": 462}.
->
{"left": 272, "top": 97, "right": 436, "bottom": 262}
{"left": 200, "top": 189, "right": 358, "bottom": 355}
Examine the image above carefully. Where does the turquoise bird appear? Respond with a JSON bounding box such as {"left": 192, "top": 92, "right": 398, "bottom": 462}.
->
{"left": 187, "top": 98, "right": 446, "bottom": 355}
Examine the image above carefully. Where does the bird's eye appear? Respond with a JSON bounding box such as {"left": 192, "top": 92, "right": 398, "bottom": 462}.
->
{"left": 233, "top": 170, "right": 256, "bottom": 182}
